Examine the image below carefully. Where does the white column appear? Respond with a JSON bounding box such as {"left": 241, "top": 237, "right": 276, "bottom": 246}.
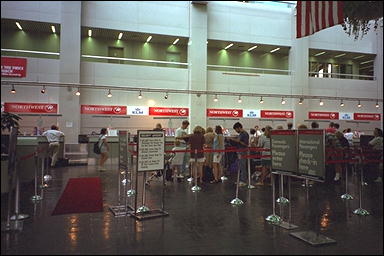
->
{"left": 58, "top": 1, "right": 81, "bottom": 143}
{"left": 289, "top": 7, "right": 309, "bottom": 128}
{"left": 188, "top": 2, "right": 208, "bottom": 131}
{"left": 374, "top": 26, "right": 383, "bottom": 130}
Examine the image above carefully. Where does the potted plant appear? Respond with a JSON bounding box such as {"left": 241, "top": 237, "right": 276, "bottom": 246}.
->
{"left": 1, "top": 112, "right": 21, "bottom": 132}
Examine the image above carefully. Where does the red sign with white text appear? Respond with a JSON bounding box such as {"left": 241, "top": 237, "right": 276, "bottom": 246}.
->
{"left": 81, "top": 105, "right": 126, "bottom": 115}
{"left": 149, "top": 107, "right": 189, "bottom": 116}
{"left": 353, "top": 113, "right": 381, "bottom": 121}
{"left": 4, "top": 102, "right": 57, "bottom": 113}
{"left": 261, "top": 110, "right": 294, "bottom": 119}
{"left": 1, "top": 57, "right": 27, "bottom": 77}
{"left": 308, "top": 112, "right": 339, "bottom": 120}
{"left": 207, "top": 109, "right": 243, "bottom": 118}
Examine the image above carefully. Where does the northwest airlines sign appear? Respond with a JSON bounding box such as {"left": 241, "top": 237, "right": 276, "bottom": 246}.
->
{"left": 81, "top": 105, "right": 126, "bottom": 115}
{"left": 4, "top": 102, "right": 57, "bottom": 113}
{"left": 207, "top": 109, "right": 243, "bottom": 118}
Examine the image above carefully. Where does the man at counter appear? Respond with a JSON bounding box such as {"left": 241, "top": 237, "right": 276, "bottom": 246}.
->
{"left": 175, "top": 120, "right": 190, "bottom": 178}
{"left": 42, "top": 125, "right": 64, "bottom": 168}
{"left": 228, "top": 122, "right": 249, "bottom": 186}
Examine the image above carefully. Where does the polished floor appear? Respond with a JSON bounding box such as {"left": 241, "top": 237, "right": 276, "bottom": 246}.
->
{"left": 1, "top": 162, "right": 383, "bottom": 255}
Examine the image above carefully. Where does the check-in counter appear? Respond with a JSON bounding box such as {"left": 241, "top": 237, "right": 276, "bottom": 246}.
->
{"left": 87, "top": 135, "right": 119, "bottom": 165}
{"left": 16, "top": 136, "right": 64, "bottom": 182}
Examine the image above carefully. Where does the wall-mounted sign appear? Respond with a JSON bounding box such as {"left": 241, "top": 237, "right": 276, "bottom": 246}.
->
{"left": 149, "top": 107, "right": 189, "bottom": 116}
{"left": 308, "top": 111, "right": 339, "bottom": 120}
{"left": 353, "top": 113, "right": 381, "bottom": 121}
{"left": 127, "top": 106, "right": 149, "bottom": 116}
{"left": 207, "top": 108, "right": 243, "bottom": 118}
{"left": 81, "top": 105, "right": 127, "bottom": 115}
{"left": 1, "top": 57, "right": 27, "bottom": 77}
{"left": 4, "top": 102, "right": 58, "bottom": 113}
{"left": 339, "top": 112, "right": 354, "bottom": 120}
{"left": 261, "top": 110, "right": 294, "bottom": 119}
{"left": 243, "top": 109, "right": 261, "bottom": 118}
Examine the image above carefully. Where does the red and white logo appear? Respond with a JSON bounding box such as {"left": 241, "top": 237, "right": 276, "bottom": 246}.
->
{"left": 113, "top": 106, "right": 122, "bottom": 114}
{"left": 354, "top": 113, "right": 381, "bottom": 121}
{"left": 308, "top": 112, "right": 339, "bottom": 120}
{"left": 207, "top": 109, "right": 243, "bottom": 118}
{"left": 179, "top": 109, "right": 187, "bottom": 116}
{"left": 261, "top": 110, "right": 294, "bottom": 119}
{"left": 44, "top": 104, "right": 55, "bottom": 112}
{"left": 149, "top": 107, "right": 189, "bottom": 116}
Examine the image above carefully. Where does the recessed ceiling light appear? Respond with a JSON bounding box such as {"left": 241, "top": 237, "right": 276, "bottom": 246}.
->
{"left": 118, "top": 32, "right": 123, "bottom": 40}
{"left": 334, "top": 53, "right": 346, "bottom": 58}
{"left": 173, "top": 38, "right": 179, "bottom": 45}
{"left": 146, "top": 36, "right": 152, "bottom": 43}
{"left": 88, "top": 29, "right": 92, "bottom": 37}
{"left": 224, "top": 43, "right": 233, "bottom": 50}
{"left": 314, "top": 51, "right": 326, "bottom": 56}
{"left": 15, "top": 22, "right": 22, "bottom": 30}
{"left": 248, "top": 45, "right": 258, "bottom": 51}
{"left": 51, "top": 25, "right": 56, "bottom": 33}
{"left": 270, "top": 47, "right": 280, "bottom": 53}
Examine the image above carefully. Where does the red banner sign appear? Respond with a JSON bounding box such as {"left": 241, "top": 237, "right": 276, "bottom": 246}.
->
{"left": 261, "top": 110, "right": 294, "bottom": 119}
{"left": 4, "top": 102, "right": 58, "bottom": 113}
{"left": 81, "top": 105, "right": 127, "bottom": 115}
{"left": 308, "top": 111, "right": 339, "bottom": 120}
{"left": 271, "top": 130, "right": 296, "bottom": 135}
{"left": 1, "top": 57, "right": 27, "bottom": 77}
{"left": 149, "top": 107, "right": 189, "bottom": 116}
{"left": 354, "top": 113, "right": 381, "bottom": 121}
{"left": 207, "top": 109, "right": 243, "bottom": 118}
{"left": 298, "top": 129, "right": 324, "bottom": 135}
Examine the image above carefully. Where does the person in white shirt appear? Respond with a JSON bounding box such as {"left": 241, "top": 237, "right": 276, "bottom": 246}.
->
{"left": 344, "top": 128, "right": 354, "bottom": 146}
{"left": 170, "top": 140, "right": 186, "bottom": 179}
{"left": 175, "top": 120, "right": 190, "bottom": 177}
{"left": 254, "top": 125, "right": 262, "bottom": 137}
{"left": 42, "top": 125, "right": 64, "bottom": 168}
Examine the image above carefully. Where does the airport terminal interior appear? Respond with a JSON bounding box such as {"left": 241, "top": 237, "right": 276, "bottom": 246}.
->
{"left": 1, "top": 1, "right": 383, "bottom": 255}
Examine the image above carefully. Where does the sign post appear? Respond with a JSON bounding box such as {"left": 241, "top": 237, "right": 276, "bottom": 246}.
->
{"left": 131, "top": 130, "right": 169, "bottom": 221}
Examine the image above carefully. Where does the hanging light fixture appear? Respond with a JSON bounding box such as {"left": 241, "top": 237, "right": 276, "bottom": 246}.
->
{"left": 75, "top": 88, "right": 81, "bottom": 96}
{"left": 10, "top": 85, "right": 16, "bottom": 94}
{"left": 357, "top": 100, "right": 362, "bottom": 108}
{"left": 340, "top": 99, "right": 344, "bottom": 107}
{"left": 281, "top": 97, "right": 286, "bottom": 105}
{"left": 319, "top": 99, "right": 324, "bottom": 106}
{"left": 298, "top": 97, "right": 304, "bottom": 104}
{"left": 138, "top": 90, "right": 142, "bottom": 99}
{"left": 214, "top": 95, "right": 218, "bottom": 102}
{"left": 164, "top": 92, "right": 168, "bottom": 99}
{"left": 259, "top": 96, "right": 264, "bottom": 104}
{"left": 375, "top": 100, "right": 379, "bottom": 108}
{"left": 41, "top": 85, "right": 46, "bottom": 94}
{"left": 107, "top": 89, "right": 112, "bottom": 98}
{"left": 237, "top": 96, "right": 242, "bottom": 103}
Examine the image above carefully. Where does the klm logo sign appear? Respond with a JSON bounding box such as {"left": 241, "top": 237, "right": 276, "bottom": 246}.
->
{"left": 132, "top": 108, "right": 144, "bottom": 115}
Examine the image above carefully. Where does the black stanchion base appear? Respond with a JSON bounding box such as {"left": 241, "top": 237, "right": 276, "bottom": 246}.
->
{"left": 130, "top": 209, "right": 169, "bottom": 221}
{"left": 109, "top": 205, "right": 134, "bottom": 217}
{"left": 290, "top": 231, "right": 336, "bottom": 246}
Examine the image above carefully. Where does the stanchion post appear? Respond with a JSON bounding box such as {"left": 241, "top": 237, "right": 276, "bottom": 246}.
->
{"left": 191, "top": 150, "right": 201, "bottom": 192}
{"left": 341, "top": 163, "right": 353, "bottom": 200}
{"left": 10, "top": 175, "right": 29, "bottom": 221}
{"left": 247, "top": 149, "right": 255, "bottom": 189}
{"left": 265, "top": 172, "right": 281, "bottom": 224}
{"left": 31, "top": 154, "right": 42, "bottom": 202}
{"left": 277, "top": 174, "right": 289, "bottom": 204}
{"left": 230, "top": 153, "right": 244, "bottom": 205}
{"left": 353, "top": 163, "right": 369, "bottom": 215}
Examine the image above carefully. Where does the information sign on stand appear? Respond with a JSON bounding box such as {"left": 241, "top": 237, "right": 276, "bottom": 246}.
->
{"left": 131, "top": 130, "right": 168, "bottom": 221}
{"left": 271, "top": 130, "right": 297, "bottom": 173}
{"left": 297, "top": 129, "right": 325, "bottom": 181}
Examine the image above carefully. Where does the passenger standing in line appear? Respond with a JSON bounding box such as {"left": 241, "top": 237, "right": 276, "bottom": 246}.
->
{"left": 368, "top": 128, "right": 383, "bottom": 183}
{"left": 42, "top": 125, "right": 64, "bottom": 168}
{"left": 188, "top": 126, "right": 206, "bottom": 183}
{"left": 287, "top": 122, "right": 293, "bottom": 130}
{"left": 256, "top": 125, "right": 272, "bottom": 185}
{"left": 334, "top": 123, "right": 340, "bottom": 132}
{"left": 311, "top": 121, "right": 319, "bottom": 129}
{"left": 326, "top": 122, "right": 336, "bottom": 134}
{"left": 212, "top": 125, "right": 225, "bottom": 183}
{"left": 98, "top": 128, "right": 109, "bottom": 171}
{"left": 254, "top": 125, "right": 262, "bottom": 137}
{"left": 175, "top": 120, "right": 190, "bottom": 178}
{"left": 344, "top": 128, "right": 354, "bottom": 146}
{"left": 170, "top": 140, "right": 186, "bottom": 179}
{"left": 228, "top": 122, "right": 249, "bottom": 186}
{"left": 203, "top": 127, "right": 215, "bottom": 178}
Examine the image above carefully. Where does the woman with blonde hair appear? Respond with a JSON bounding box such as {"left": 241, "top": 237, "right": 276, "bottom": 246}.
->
{"left": 212, "top": 125, "right": 225, "bottom": 183}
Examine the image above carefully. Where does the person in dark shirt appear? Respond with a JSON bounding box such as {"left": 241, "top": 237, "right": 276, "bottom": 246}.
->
{"left": 287, "top": 122, "right": 293, "bottom": 130}
{"left": 311, "top": 121, "right": 319, "bottom": 129}
{"left": 188, "top": 126, "right": 206, "bottom": 183}
{"left": 228, "top": 122, "right": 249, "bottom": 186}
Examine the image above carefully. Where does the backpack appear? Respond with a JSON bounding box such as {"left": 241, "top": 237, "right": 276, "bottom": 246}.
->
{"left": 93, "top": 136, "right": 103, "bottom": 154}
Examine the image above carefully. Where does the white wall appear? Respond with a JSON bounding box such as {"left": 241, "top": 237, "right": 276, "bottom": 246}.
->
{"left": 1, "top": 1, "right": 61, "bottom": 23}
{"left": 207, "top": 1, "right": 292, "bottom": 46}
{"left": 81, "top": 1, "right": 189, "bottom": 37}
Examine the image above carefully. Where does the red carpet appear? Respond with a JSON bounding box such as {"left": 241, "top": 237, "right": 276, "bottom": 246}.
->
{"left": 52, "top": 177, "right": 103, "bottom": 215}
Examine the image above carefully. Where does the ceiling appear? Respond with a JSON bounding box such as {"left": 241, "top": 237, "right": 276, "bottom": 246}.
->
{"left": 309, "top": 48, "right": 376, "bottom": 64}
{"left": 1, "top": 18, "right": 61, "bottom": 34}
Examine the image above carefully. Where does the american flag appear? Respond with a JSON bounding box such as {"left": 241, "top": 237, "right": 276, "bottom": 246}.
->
{"left": 296, "top": 1, "right": 344, "bottom": 38}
